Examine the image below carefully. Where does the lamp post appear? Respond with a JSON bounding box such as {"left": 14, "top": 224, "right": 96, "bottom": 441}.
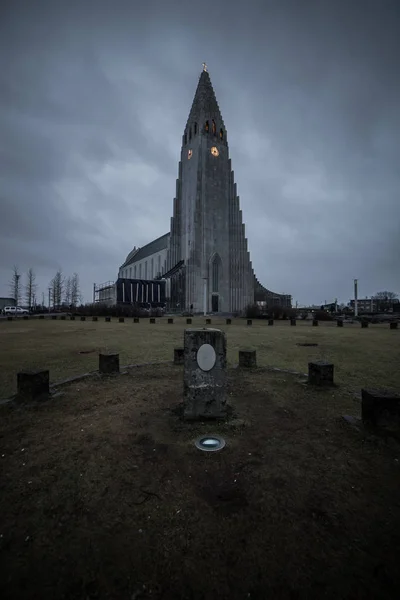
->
{"left": 203, "top": 278, "right": 208, "bottom": 316}
{"left": 354, "top": 279, "right": 358, "bottom": 317}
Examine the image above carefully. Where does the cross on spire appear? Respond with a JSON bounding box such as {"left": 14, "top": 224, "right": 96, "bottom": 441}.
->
{"left": 202, "top": 62, "right": 208, "bottom": 72}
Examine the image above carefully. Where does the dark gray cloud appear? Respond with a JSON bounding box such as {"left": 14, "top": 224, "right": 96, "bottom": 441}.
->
{"left": 1, "top": 0, "right": 399, "bottom": 306}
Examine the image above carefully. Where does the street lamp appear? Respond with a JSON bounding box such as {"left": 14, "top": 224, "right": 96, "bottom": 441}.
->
{"left": 203, "top": 278, "right": 208, "bottom": 316}
{"left": 354, "top": 279, "right": 358, "bottom": 317}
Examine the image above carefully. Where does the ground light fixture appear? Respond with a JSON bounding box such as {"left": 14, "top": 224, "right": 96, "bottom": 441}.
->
{"left": 195, "top": 435, "right": 226, "bottom": 452}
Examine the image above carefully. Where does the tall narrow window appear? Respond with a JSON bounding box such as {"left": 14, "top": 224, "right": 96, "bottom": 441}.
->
{"left": 212, "top": 119, "right": 216, "bottom": 134}
{"left": 219, "top": 128, "right": 224, "bottom": 140}
{"left": 158, "top": 255, "right": 161, "bottom": 276}
{"left": 139, "top": 264, "right": 142, "bottom": 279}
{"left": 129, "top": 267, "right": 132, "bottom": 278}
{"left": 145, "top": 261, "right": 148, "bottom": 279}
{"left": 151, "top": 257, "right": 154, "bottom": 279}
{"left": 205, "top": 120, "right": 209, "bottom": 132}
{"left": 189, "top": 127, "right": 192, "bottom": 141}
{"left": 212, "top": 254, "right": 221, "bottom": 292}
{"left": 134, "top": 265, "right": 137, "bottom": 278}
{"left": 194, "top": 122, "right": 198, "bottom": 134}
{"left": 184, "top": 132, "right": 187, "bottom": 145}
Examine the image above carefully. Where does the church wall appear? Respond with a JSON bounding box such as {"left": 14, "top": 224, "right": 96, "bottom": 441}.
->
{"left": 118, "top": 248, "right": 168, "bottom": 280}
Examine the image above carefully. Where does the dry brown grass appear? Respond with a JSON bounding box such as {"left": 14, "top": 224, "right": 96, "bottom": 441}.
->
{"left": 1, "top": 317, "right": 399, "bottom": 399}
{"left": 1, "top": 365, "right": 400, "bottom": 599}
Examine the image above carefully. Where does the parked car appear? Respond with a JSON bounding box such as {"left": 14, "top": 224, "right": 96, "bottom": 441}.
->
{"left": 3, "top": 306, "right": 29, "bottom": 315}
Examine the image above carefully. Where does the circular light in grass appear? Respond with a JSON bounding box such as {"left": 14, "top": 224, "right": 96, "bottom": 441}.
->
{"left": 195, "top": 436, "right": 225, "bottom": 452}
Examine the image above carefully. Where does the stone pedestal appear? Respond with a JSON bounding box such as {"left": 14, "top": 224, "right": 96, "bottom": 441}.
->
{"left": 174, "top": 347, "right": 184, "bottom": 365}
{"left": 17, "top": 370, "right": 49, "bottom": 402}
{"left": 105, "top": 317, "right": 111, "bottom": 322}
{"left": 337, "top": 320, "right": 343, "bottom": 327}
{"left": 361, "top": 320, "right": 368, "bottom": 328}
{"left": 150, "top": 318, "right": 156, "bottom": 324}
{"left": 308, "top": 361, "right": 334, "bottom": 386}
{"left": 361, "top": 389, "right": 400, "bottom": 432}
{"left": 80, "top": 316, "right": 86, "bottom": 321}
{"left": 247, "top": 319, "right": 252, "bottom": 326}
{"left": 390, "top": 322, "right": 398, "bottom": 330}
{"left": 290, "top": 318, "right": 296, "bottom": 326}
{"left": 312, "top": 319, "right": 319, "bottom": 326}
{"left": 134, "top": 317, "right": 139, "bottom": 323}
{"left": 186, "top": 318, "right": 192, "bottom": 325}
{"left": 99, "top": 353, "right": 119, "bottom": 374}
{"left": 268, "top": 319, "right": 274, "bottom": 326}
{"left": 92, "top": 316, "right": 98, "bottom": 322}
{"left": 183, "top": 328, "right": 227, "bottom": 420}
{"left": 239, "top": 349, "right": 257, "bottom": 368}
{"left": 206, "top": 318, "right": 211, "bottom": 325}
{"left": 226, "top": 318, "right": 231, "bottom": 325}
{"left": 168, "top": 318, "right": 174, "bottom": 324}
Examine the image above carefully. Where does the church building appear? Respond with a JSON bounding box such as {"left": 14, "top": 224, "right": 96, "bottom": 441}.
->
{"left": 96, "top": 65, "right": 291, "bottom": 313}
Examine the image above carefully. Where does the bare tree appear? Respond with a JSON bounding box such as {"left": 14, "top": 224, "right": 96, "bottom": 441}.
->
{"left": 49, "top": 277, "right": 56, "bottom": 309}
{"left": 373, "top": 291, "right": 398, "bottom": 300}
{"left": 71, "top": 273, "right": 81, "bottom": 306}
{"left": 64, "top": 276, "right": 72, "bottom": 306}
{"left": 25, "top": 267, "right": 37, "bottom": 310}
{"left": 53, "top": 270, "right": 64, "bottom": 308}
{"left": 9, "top": 265, "right": 21, "bottom": 306}
{"left": 49, "top": 271, "right": 63, "bottom": 309}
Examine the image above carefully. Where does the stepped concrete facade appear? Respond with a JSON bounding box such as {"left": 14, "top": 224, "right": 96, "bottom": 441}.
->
{"left": 116, "top": 66, "right": 291, "bottom": 313}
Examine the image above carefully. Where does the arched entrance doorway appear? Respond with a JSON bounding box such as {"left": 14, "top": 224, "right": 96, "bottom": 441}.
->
{"left": 210, "top": 253, "right": 222, "bottom": 313}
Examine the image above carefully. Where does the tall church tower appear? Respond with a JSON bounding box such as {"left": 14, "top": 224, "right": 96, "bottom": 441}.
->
{"left": 166, "top": 65, "right": 255, "bottom": 313}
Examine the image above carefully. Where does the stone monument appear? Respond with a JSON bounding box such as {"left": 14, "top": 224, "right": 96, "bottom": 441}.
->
{"left": 183, "top": 328, "right": 227, "bottom": 420}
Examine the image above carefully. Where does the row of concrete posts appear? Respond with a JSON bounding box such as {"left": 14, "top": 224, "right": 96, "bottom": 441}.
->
{"left": 13, "top": 326, "right": 400, "bottom": 436}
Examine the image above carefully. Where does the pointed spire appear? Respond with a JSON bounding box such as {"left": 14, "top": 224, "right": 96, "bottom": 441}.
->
{"left": 185, "top": 64, "right": 225, "bottom": 129}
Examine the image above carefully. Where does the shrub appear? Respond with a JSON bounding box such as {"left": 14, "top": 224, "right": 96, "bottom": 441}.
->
{"left": 246, "top": 304, "right": 261, "bottom": 319}
{"left": 314, "top": 310, "right": 334, "bottom": 321}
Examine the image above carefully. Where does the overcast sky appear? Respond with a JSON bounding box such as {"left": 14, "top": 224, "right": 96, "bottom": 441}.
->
{"left": 1, "top": 0, "right": 399, "bottom": 307}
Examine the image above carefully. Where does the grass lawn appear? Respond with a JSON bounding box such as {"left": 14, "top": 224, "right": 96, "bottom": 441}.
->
{"left": 0, "top": 317, "right": 399, "bottom": 400}
{"left": 1, "top": 364, "right": 400, "bottom": 599}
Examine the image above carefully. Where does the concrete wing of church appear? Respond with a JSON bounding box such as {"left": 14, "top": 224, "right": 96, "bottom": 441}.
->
{"left": 96, "top": 67, "right": 291, "bottom": 313}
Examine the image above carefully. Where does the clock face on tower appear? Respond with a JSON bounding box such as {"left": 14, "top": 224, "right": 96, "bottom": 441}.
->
{"left": 210, "top": 146, "right": 219, "bottom": 157}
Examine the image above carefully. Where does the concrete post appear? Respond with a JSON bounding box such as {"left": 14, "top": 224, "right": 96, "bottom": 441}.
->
{"left": 361, "top": 388, "right": 400, "bottom": 431}
{"left": 99, "top": 353, "right": 119, "bottom": 374}
{"left": 308, "top": 361, "right": 334, "bottom": 386}
{"left": 174, "top": 347, "right": 184, "bottom": 365}
{"left": 17, "top": 370, "right": 50, "bottom": 402}
{"left": 239, "top": 349, "right": 257, "bottom": 368}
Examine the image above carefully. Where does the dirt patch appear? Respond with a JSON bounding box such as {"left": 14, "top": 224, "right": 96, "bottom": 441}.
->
{"left": 1, "top": 364, "right": 400, "bottom": 599}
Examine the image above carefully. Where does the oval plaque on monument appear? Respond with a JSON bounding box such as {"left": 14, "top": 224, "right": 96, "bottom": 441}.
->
{"left": 196, "top": 343, "right": 216, "bottom": 372}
